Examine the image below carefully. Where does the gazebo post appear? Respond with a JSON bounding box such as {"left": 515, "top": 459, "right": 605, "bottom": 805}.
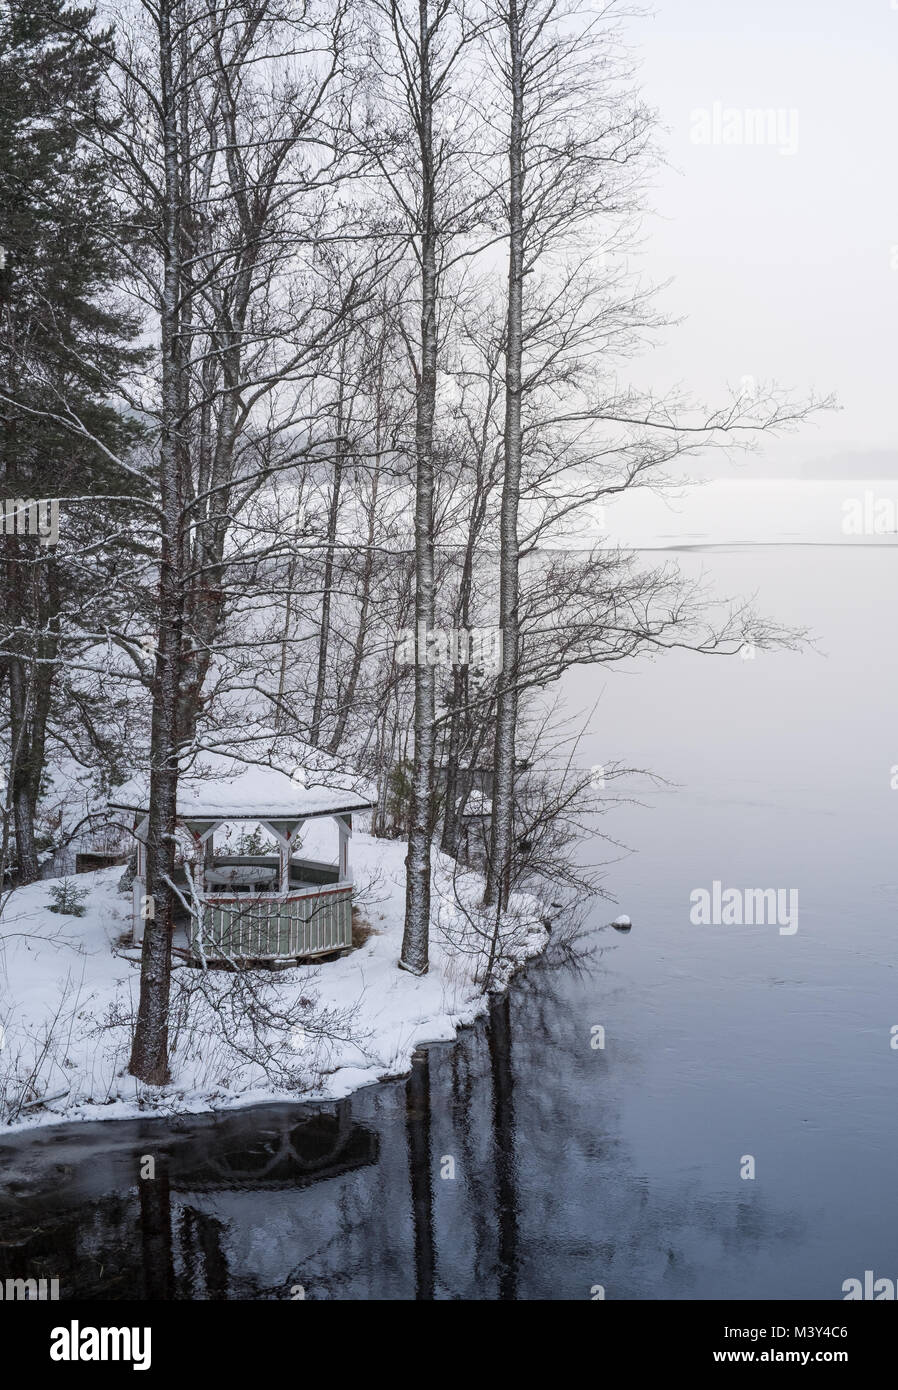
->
{"left": 260, "top": 820, "right": 305, "bottom": 895}
{"left": 187, "top": 822, "right": 222, "bottom": 952}
{"left": 132, "top": 815, "right": 149, "bottom": 946}
{"left": 279, "top": 836, "right": 288, "bottom": 895}
{"left": 336, "top": 814, "right": 352, "bottom": 883}
{"left": 194, "top": 823, "right": 222, "bottom": 887}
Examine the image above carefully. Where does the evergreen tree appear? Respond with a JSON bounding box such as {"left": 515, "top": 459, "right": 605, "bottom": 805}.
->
{"left": 0, "top": 0, "right": 147, "bottom": 882}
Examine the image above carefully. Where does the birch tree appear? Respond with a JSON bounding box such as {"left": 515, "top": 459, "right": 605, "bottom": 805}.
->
{"left": 478, "top": 0, "right": 826, "bottom": 908}
{"left": 365, "top": 0, "right": 493, "bottom": 974}
{"left": 484, "top": 0, "right": 524, "bottom": 909}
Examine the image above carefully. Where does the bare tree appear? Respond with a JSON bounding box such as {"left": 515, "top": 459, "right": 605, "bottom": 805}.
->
{"left": 365, "top": 0, "right": 492, "bottom": 973}
{"left": 477, "top": 0, "right": 829, "bottom": 909}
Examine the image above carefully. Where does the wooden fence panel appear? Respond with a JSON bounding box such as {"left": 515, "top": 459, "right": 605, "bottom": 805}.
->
{"left": 191, "top": 886, "right": 353, "bottom": 961}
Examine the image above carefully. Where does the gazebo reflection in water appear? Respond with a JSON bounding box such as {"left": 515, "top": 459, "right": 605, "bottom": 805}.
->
{"left": 170, "top": 1106, "right": 380, "bottom": 1190}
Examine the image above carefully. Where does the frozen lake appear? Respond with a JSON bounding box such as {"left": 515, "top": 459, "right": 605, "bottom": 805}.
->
{"left": 555, "top": 541, "right": 898, "bottom": 1299}
{"left": 0, "top": 537, "right": 894, "bottom": 1299}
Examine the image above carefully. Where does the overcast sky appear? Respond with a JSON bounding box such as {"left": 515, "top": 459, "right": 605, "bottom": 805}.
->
{"left": 628, "top": 0, "right": 898, "bottom": 476}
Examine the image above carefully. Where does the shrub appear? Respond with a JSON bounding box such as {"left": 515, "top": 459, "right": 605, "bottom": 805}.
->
{"left": 47, "top": 878, "right": 89, "bottom": 918}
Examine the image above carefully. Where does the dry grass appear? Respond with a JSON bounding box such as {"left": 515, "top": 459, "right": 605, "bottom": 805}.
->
{"left": 351, "top": 909, "right": 379, "bottom": 949}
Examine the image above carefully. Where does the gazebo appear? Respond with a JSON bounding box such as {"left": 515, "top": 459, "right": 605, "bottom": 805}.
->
{"left": 109, "top": 748, "right": 375, "bottom": 964}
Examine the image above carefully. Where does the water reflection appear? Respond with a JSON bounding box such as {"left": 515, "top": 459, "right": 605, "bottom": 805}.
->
{"left": 5, "top": 549, "right": 892, "bottom": 1300}
{"left": 406, "top": 1051, "right": 435, "bottom": 1300}
{"left": 139, "top": 1167, "right": 175, "bottom": 1300}
{"left": 0, "top": 1104, "right": 381, "bottom": 1300}
{"left": 0, "top": 944, "right": 803, "bottom": 1300}
{"left": 489, "top": 992, "right": 518, "bottom": 1301}
{"left": 173, "top": 1110, "right": 379, "bottom": 1191}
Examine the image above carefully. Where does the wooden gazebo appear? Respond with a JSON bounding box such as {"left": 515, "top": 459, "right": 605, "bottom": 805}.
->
{"left": 109, "top": 750, "right": 374, "bottom": 964}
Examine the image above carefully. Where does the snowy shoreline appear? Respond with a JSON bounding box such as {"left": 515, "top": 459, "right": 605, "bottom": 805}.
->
{"left": 0, "top": 826, "right": 551, "bottom": 1136}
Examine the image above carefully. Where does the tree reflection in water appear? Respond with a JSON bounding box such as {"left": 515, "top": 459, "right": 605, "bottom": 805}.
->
{"left": 0, "top": 953, "right": 802, "bottom": 1300}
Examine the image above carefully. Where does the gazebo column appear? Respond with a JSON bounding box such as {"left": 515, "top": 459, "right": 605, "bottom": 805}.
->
{"left": 279, "top": 835, "right": 289, "bottom": 895}
{"left": 336, "top": 814, "right": 352, "bottom": 883}
{"left": 132, "top": 815, "right": 149, "bottom": 947}
{"left": 261, "top": 820, "right": 306, "bottom": 895}
{"left": 187, "top": 822, "right": 223, "bottom": 938}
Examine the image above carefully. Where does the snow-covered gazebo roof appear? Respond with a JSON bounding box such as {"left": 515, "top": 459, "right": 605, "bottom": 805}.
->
{"left": 108, "top": 743, "right": 375, "bottom": 822}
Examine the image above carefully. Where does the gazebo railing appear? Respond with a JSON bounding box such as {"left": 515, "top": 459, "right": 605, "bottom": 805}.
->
{"left": 191, "top": 882, "right": 353, "bottom": 961}
{"left": 204, "top": 854, "right": 341, "bottom": 887}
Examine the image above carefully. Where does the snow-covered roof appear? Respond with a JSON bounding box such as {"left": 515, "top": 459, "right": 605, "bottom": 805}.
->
{"left": 109, "top": 744, "right": 375, "bottom": 822}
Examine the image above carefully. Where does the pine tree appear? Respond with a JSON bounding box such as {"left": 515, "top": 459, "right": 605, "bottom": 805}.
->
{"left": 0, "top": 0, "right": 146, "bottom": 882}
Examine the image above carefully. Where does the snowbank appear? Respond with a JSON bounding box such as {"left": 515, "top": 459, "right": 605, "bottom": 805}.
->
{"left": 0, "top": 828, "right": 549, "bottom": 1134}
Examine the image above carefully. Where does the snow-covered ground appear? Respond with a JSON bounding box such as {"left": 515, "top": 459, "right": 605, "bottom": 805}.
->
{"left": 0, "top": 824, "right": 549, "bottom": 1134}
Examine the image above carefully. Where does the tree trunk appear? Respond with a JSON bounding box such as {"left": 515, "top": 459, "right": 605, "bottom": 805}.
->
{"left": 439, "top": 466, "right": 489, "bottom": 857}
{"left": 7, "top": 648, "right": 39, "bottom": 883}
{"left": 329, "top": 453, "right": 380, "bottom": 754}
{"left": 129, "top": 0, "right": 187, "bottom": 1086}
{"left": 276, "top": 478, "right": 306, "bottom": 730}
{"left": 400, "top": 0, "right": 438, "bottom": 976}
{"left": 329, "top": 322, "right": 390, "bottom": 754}
{"left": 310, "top": 367, "right": 347, "bottom": 747}
{"left": 1, "top": 283, "right": 40, "bottom": 884}
{"left": 485, "top": 0, "right": 524, "bottom": 913}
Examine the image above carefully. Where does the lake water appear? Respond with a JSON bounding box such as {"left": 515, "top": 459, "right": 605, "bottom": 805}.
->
{"left": 0, "top": 544, "right": 894, "bottom": 1300}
